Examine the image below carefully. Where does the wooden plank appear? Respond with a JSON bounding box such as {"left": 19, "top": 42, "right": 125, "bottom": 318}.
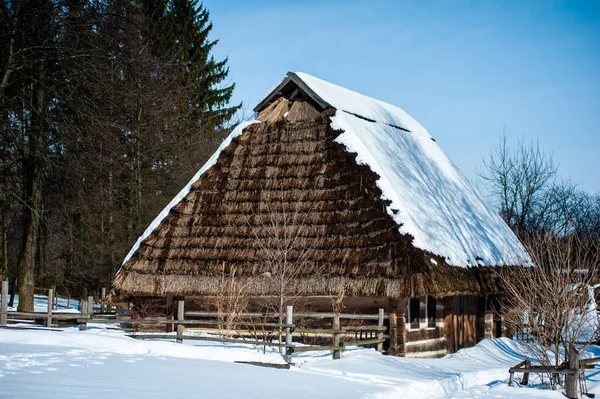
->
{"left": 252, "top": 72, "right": 332, "bottom": 113}
{"left": 377, "top": 308, "right": 384, "bottom": 353}
{"left": 343, "top": 326, "right": 387, "bottom": 332}
{"left": 9, "top": 312, "right": 80, "bottom": 320}
{"left": 521, "top": 360, "right": 531, "bottom": 386}
{"left": 129, "top": 334, "right": 285, "bottom": 347}
{"left": 46, "top": 289, "right": 53, "bottom": 328}
{"left": 176, "top": 300, "right": 184, "bottom": 344}
{"left": 294, "top": 328, "right": 344, "bottom": 334}
{"left": 484, "top": 312, "right": 494, "bottom": 339}
{"left": 508, "top": 367, "right": 576, "bottom": 375}
{"left": 234, "top": 361, "right": 290, "bottom": 370}
{"left": 76, "top": 318, "right": 293, "bottom": 328}
{"left": 443, "top": 296, "right": 453, "bottom": 354}
{"left": 0, "top": 325, "right": 63, "bottom": 331}
{"left": 346, "top": 338, "right": 387, "bottom": 346}
{"left": 101, "top": 288, "right": 106, "bottom": 313}
{"left": 580, "top": 356, "right": 600, "bottom": 365}
{"left": 332, "top": 313, "right": 341, "bottom": 359}
{"left": 1, "top": 281, "right": 8, "bottom": 326}
{"left": 166, "top": 296, "right": 174, "bottom": 333}
{"left": 285, "top": 305, "right": 293, "bottom": 364}
{"left": 397, "top": 299, "right": 407, "bottom": 357}
{"left": 185, "top": 311, "right": 387, "bottom": 320}
{"left": 292, "top": 345, "right": 344, "bottom": 353}
{"left": 388, "top": 306, "right": 398, "bottom": 356}
{"left": 566, "top": 346, "right": 579, "bottom": 399}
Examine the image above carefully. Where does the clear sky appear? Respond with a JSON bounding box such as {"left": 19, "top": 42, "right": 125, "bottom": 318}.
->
{"left": 203, "top": 0, "right": 600, "bottom": 194}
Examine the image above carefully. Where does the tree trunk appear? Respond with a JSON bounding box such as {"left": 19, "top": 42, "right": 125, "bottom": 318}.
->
{"left": 0, "top": 212, "right": 7, "bottom": 281}
{"left": 16, "top": 79, "right": 45, "bottom": 312}
{"left": 17, "top": 168, "right": 41, "bottom": 311}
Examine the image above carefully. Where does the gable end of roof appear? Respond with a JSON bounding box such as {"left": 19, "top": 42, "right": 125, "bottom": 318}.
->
{"left": 253, "top": 72, "right": 332, "bottom": 113}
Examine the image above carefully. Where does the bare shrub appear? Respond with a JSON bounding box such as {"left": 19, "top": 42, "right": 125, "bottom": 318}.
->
{"left": 213, "top": 262, "right": 271, "bottom": 338}
{"left": 500, "top": 232, "right": 600, "bottom": 387}
{"left": 249, "top": 189, "right": 330, "bottom": 350}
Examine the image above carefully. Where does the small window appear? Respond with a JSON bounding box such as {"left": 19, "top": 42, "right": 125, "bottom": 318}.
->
{"left": 427, "top": 295, "right": 436, "bottom": 328}
{"left": 409, "top": 297, "right": 420, "bottom": 329}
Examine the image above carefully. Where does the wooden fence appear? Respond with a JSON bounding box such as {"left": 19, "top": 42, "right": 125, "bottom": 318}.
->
{"left": 508, "top": 347, "right": 599, "bottom": 399}
{"left": 0, "top": 282, "right": 387, "bottom": 364}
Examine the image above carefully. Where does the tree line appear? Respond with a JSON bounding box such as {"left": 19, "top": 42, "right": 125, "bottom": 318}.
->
{"left": 481, "top": 136, "right": 600, "bottom": 389}
{"left": 480, "top": 134, "right": 599, "bottom": 254}
{"left": 0, "top": 0, "right": 239, "bottom": 311}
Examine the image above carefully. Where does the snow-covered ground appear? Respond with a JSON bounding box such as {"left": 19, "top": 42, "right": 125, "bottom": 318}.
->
{"left": 1, "top": 324, "right": 598, "bottom": 399}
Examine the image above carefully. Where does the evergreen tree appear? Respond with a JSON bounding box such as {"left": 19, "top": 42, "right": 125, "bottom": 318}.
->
{"left": 160, "top": 0, "right": 240, "bottom": 128}
{"left": 0, "top": 0, "right": 239, "bottom": 301}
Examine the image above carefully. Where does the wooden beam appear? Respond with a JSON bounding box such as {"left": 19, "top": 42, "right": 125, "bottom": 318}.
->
{"left": 285, "top": 305, "right": 293, "bottom": 364}
{"left": 332, "top": 313, "right": 341, "bottom": 359}
{"left": 377, "top": 308, "right": 384, "bottom": 353}
{"left": 176, "top": 300, "right": 184, "bottom": 344}
{"left": 253, "top": 72, "right": 332, "bottom": 113}
{"left": 46, "top": 289, "right": 53, "bottom": 328}
{"left": 1, "top": 281, "right": 7, "bottom": 326}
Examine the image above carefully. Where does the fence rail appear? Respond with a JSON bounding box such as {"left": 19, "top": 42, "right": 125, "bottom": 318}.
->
{"left": 0, "top": 281, "right": 387, "bottom": 363}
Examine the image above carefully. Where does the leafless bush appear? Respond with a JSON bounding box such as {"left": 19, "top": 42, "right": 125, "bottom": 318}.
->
{"left": 213, "top": 262, "right": 269, "bottom": 338}
{"left": 500, "top": 232, "right": 600, "bottom": 385}
{"left": 249, "top": 189, "right": 329, "bottom": 350}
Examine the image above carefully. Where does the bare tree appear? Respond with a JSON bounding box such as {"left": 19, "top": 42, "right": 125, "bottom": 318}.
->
{"left": 500, "top": 231, "right": 600, "bottom": 388}
{"left": 249, "top": 189, "right": 329, "bottom": 349}
{"left": 480, "top": 134, "right": 558, "bottom": 236}
{"left": 213, "top": 262, "right": 271, "bottom": 338}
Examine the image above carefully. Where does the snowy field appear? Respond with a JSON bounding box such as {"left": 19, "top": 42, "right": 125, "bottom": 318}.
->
{"left": 2, "top": 324, "right": 599, "bottom": 399}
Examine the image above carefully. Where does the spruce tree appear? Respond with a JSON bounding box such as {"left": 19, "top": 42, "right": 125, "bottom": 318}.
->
{"left": 156, "top": 0, "right": 240, "bottom": 129}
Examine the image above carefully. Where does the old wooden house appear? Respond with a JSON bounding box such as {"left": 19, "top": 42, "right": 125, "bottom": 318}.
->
{"left": 113, "top": 72, "right": 529, "bottom": 357}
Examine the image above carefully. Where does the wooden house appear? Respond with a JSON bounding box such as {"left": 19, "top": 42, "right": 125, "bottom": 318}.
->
{"left": 113, "top": 72, "right": 529, "bottom": 357}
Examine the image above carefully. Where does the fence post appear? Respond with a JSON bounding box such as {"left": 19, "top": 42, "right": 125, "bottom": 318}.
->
{"left": 80, "top": 298, "right": 88, "bottom": 331}
{"left": 522, "top": 359, "right": 530, "bottom": 386}
{"left": 101, "top": 288, "right": 106, "bottom": 313}
{"left": 333, "top": 313, "right": 341, "bottom": 360}
{"left": 285, "top": 305, "right": 293, "bottom": 364}
{"left": 166, "top": 296, "right": 174, "bottom": 333}
{"left": 484, "top": 311, "right": 494, "bottom": 339}
{"left": 176, "top": 300, "right": 184, "bottom": 344}
{"left": 377, "top": 308, "right": 384, "bottom": 353}
{"left": 1, "top": 281, "right": 8, "bottom": 326}
{"left": 46, "top": 288, "right": 54, "bottom": 328}
{"left": 565, "top": 345, "right": 579, "bottom": 399}
{"left": 88, "top": 295, "right": 94, "bottom": 316}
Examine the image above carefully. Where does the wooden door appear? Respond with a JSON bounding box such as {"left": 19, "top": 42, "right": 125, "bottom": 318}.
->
{"left": 448, "top": 295, "right": 479, "bottom": 352}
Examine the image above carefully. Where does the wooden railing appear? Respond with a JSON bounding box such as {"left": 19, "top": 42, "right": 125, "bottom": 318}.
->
{"left": 0, "top": 281, "right": 388, "bottom": 364}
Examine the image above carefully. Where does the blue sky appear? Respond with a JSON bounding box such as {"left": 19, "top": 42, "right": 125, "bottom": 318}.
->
{"left": 203, "top": 0, "right": 600, "bottom": 194}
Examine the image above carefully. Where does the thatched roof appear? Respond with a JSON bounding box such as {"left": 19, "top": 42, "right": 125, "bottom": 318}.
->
{"left": 114, "top": 72, "right": 528, "bottom": 299}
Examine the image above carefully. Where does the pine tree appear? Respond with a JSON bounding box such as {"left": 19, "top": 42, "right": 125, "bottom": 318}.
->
{"left": 160, "top": 0, "right": 240, "bottom": 129}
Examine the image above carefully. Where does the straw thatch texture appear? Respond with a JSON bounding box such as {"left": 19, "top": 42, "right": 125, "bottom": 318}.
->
{"left": 114, "top": 97, "right": 507, "bottom": 299}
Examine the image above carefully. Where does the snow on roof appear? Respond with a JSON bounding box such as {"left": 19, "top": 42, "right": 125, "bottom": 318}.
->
{"left": 294, "top": 72, "right": 431, "bottom": 139}
{"left": 120, "top": 72, "right": 529, "bottom": 271}
{"left": 292, "top": 72, "right": 529, "bottom": 267}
